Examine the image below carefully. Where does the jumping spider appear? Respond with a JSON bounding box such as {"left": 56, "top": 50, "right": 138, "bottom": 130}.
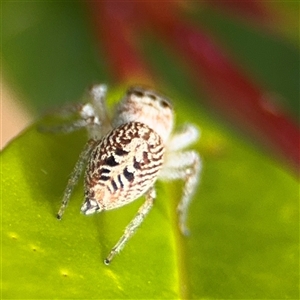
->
{"left": 48, "top": 84, "right": 202, "bottom": 264}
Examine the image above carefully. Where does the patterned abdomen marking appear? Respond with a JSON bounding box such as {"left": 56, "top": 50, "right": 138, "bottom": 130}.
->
{"left": 84, "top": 122, "right": 164, "bottom": 211}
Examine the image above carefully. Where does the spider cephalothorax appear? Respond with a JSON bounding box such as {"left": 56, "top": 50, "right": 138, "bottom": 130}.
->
{"left": 52, "top": 84, "right": 202, "bottom": 264}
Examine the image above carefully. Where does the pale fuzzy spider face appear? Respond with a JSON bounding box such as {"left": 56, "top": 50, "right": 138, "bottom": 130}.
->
{"left": 52, "top": 84, "right": 201, "bottom": 264}
{"left": 113, "top": 86, "right": 174, "bottom": 143}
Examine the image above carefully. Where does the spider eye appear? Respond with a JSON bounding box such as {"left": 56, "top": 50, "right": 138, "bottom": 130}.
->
{"left": 128, "top": 87, "right": 144, "bottom": 98}
{"left": 132, "top": 90, "right": 144, "bottom": 97}
{"left": 145, "top": 91, "right": 171, "bottom": 109}
{"left": 160, "top": 99, "right": 171, "bottom": 109}
{"left": 147, "top": 93, "right": 157, "bottom": 101}
{"left": 127, "top": 86, "right": 172, "bottom": 110}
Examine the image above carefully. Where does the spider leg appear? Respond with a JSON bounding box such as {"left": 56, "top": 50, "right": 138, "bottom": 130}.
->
{"left": 88, "top": 84, "right": 112, "bottom": 139}
{"left": 57, "top": 139, "right": 96, "bottom": 219}
{"left": 167, "top": 124, "right": 200, "bottom": 152}
{"left": 39, "top": 102, "right": 102, "bottom": 134}
{"left": 39, "top": 84, "right": 111, "bottom": 139}
{"left": 89, "top": 84, "right": 110, "bottom": 127}
{"left": 39, "top": 118, "right": 92, "bottom": 134}
{"left": 159, "top": 150, "right": 202, "bottom": 236}
{"left": 104, "top": 187, "right": 156, "bottom": 265}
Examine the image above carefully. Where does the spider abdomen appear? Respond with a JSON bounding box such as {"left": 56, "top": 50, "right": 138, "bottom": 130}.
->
{"left": 82, "top": 122, "right": 164, "bottom": 213}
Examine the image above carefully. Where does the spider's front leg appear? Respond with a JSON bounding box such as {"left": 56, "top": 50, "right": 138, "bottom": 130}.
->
{"left": 104, "top": 187, "right": 156, "bottom": 265}
{"left": 160, "top": 124, "right": 202, "bottom": 235}
{"left": 57, "top": 139, "right": 97, "bottom": 219}
{"left": 39, "top": 84, "right": 110, "bottom": 139}
{"left": 42, "top": 84, "right": 111, "bottom": 218}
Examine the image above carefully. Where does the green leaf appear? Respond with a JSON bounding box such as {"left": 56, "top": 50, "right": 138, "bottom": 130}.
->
{"left": 1, "top": 89, "right": 298, "bottom": 299}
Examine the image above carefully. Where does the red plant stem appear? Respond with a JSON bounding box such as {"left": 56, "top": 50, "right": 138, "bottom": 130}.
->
{"left": 86, "top": 1, "right": 154, "bottom": 84}
{"left": 139, "top": 4, "right": 300, "bottom": 173}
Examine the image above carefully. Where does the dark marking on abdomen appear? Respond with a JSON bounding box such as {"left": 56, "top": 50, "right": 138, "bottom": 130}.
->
{"left": 143, "top": 151, "right": 150, "bottom": 164}
{"left": 117, "top": 174, "right": 124, "bottom": 188}
{"left": 98, "top": 168, "right": 110, "bottom": 175}
{"left": 115, "top": 148, "right": 129, "bottom": 156}
{"left": 104, "top": 156, "right": 119, "bottom": 167}
{"left": 111, "top": 179, "right": 118, "bottom": 191}
{"left": 123, "top": 167, "right": 134, "bottom": 182}
{"left": 133, "top": 157, "right": 141, "bottom": 170}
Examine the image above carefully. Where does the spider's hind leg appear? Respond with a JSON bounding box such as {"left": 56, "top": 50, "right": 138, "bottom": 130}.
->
{"left": 167, "top": 124, "right": 200, "bottom": 152}
{"left": 160, "top": 123, "right": 202, "bottom": 235}
{"left": 159, "top": 150, "right": 202, "bottom": 235}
